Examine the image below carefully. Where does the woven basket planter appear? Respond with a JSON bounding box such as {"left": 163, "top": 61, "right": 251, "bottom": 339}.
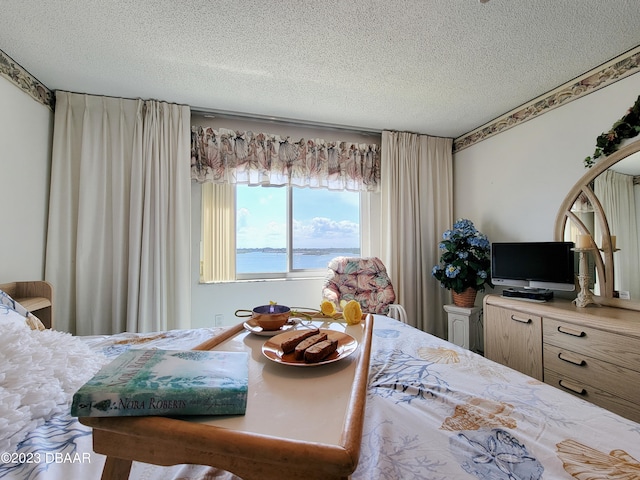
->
{"left": 451, "top": 288, "right": 477, "bottom": 308}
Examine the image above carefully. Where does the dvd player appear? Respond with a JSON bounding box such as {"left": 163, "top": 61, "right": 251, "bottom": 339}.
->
{"left": 502, "top": 287, "right": 553, "bottom": 302}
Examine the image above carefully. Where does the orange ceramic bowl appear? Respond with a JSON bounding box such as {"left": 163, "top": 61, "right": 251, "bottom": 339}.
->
{"left": 252, "top": 305, "right": 291, "bottom": 331}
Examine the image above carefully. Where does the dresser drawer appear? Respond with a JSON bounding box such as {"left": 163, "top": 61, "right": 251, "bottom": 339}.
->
{"left": 485, "top": 305, "right": 543, "bottom": 380}
{"left": 543, "top": 343, "right": 640, "bottom": 406}
{"left": 543, "top": 318, "right": 640, "bottom": 372}
{"left": 544, "top": 369, "right": 640, "bottom": 423}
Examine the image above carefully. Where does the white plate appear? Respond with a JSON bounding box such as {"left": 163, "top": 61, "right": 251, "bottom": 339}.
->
{"left": 262, "top": 329, "right": 358, "bottom": 367}
{"left": 243, "top": 318, "right": 300, "bottom": 337}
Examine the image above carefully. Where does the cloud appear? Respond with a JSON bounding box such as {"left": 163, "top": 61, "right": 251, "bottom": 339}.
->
{"left": 237, "top": 207, "right": 250, "bottom": 228}
{"left": 294, "top": 217, "right": 359, "bottom": 245}
{"left": 259, "top": 193, "right": 277, "bottom": 205}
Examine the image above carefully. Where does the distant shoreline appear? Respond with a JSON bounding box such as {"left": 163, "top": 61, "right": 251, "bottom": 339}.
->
{"left": 237, "top": 248, "right": 360, "bottom": 256}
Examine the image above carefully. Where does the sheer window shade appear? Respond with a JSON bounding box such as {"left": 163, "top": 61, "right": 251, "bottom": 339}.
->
{"left": 201, "top": 182, "right": 236, "bottom": 282}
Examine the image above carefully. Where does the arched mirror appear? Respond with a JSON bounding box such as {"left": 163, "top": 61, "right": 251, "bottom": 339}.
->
{"left": 555, "top": 139, "right": 640, "bottom": 311}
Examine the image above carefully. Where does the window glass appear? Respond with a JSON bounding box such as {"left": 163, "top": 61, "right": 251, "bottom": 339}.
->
{"left": 236, "top": 185, "right": 287, "bottom": 274}
{"left": 292, "top": 188, "right": 360, "bottom": 270}
{"left": 235, "top": 185, "right": 360, "bottom": 276}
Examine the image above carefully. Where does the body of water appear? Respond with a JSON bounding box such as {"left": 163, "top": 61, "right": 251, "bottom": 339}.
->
{"left": 237, "top": 250, "right": 359, "bottom": 273}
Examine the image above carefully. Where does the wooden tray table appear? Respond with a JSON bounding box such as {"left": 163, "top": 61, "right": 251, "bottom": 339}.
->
{"left": 80, "top": 314, "right": 374, "bottom": 480}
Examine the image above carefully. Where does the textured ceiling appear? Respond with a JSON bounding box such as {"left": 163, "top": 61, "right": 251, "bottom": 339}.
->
{"left": 2, "top": 0, "right": 640, "bottom": 138}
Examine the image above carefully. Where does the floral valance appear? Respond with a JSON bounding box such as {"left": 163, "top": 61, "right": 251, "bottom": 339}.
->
{"left": 190, "top": 126, "right": 380, "bottom": 192}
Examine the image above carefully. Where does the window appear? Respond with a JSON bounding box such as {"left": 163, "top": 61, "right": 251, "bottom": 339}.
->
{"left": 236, "top": 185, "right": 360, "bottom": 278}
{"left": 194, "top": 127, "right": 380, "bottom": 284}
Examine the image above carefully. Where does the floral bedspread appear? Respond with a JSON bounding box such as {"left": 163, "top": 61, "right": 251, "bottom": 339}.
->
{"left": 2, "top": 316, "right": 640, "bottom": 479}
{"left": 355, "top": 317, "right": 640, "bottom": 479}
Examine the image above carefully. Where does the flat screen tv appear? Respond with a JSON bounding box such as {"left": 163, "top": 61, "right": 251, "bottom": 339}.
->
{"left": 491, "top": 242, "right": 576, "bottom": 292}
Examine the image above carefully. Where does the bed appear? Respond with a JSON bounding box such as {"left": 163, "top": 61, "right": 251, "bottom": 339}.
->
{"left": 2, "top": 292, "right": 640, "bottom": 479}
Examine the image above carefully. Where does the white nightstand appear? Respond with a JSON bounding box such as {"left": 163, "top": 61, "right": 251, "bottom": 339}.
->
{"left": 443, "top": 304, "right": 483, "bottom": 354}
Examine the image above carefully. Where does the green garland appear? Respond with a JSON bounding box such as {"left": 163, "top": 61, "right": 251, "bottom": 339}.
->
{"left": 584, "top": 95, "right": 640, "bottom": 168}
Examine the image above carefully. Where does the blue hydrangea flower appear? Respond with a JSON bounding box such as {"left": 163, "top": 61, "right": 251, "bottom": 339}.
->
{"left": 432, "top": 219, "right": 494, "bottom": 292}
{"left": 445, "top": 265, "right": 460, "bottom": 278}
{"left": 453, "top": 218, "right": 474, "bottom": 232}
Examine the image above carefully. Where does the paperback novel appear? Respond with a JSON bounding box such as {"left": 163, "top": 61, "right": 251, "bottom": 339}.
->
{"left": 71, "top": 349, "right": 249, "bottom": 417}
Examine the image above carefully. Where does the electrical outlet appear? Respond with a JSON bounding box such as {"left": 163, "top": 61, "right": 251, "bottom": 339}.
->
{"left": 214, "top": 314, "right": 224, "bottom": 327}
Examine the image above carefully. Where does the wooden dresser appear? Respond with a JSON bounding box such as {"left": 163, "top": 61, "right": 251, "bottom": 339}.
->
{"left": 484, "top": 294, "right": 640, "bottom": 423}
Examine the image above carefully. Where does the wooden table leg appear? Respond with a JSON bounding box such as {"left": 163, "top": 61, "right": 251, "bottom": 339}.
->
{"left": 102, "top": 456, "right": 133, "bottom": 480}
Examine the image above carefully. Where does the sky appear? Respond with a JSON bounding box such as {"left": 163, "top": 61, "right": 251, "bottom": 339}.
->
{"left": 236, "top": 185, "right": 360, "bottom": 249}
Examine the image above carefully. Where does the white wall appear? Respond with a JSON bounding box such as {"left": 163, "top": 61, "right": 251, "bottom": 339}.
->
{"left": 454, "top": 73, "right": 640, "bottom": 241}
{"left": 453, "top": 72, "right": 640, "bottom": 301}
{"left": 189, "top": 114, "right": 382, "bottom": 328}
{"left": 0, "top": 76, "right": 52, "bottom": 282}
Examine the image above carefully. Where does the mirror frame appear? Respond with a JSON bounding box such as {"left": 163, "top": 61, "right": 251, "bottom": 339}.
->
{"left": 555, "top": 138, "right": 640, "bottom": 312}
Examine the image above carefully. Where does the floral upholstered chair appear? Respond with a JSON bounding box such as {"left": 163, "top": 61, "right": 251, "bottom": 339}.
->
{"left": 322, "top": 256, "right": 407, "bottom": 323}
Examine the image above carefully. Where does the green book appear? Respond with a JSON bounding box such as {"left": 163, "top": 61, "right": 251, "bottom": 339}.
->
{"left": 71, "top": 349, "right": 248, "bottom": 417}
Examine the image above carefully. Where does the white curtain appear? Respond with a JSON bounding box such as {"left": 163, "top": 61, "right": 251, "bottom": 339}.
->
{"left": 594, "top": 170, "right": 640, "bottom": 300}
{"left": 380, "top": 131, "right": 453, "bottom": 336}
{"left": 46, "top": 91, "right": 191, "bottom": 335}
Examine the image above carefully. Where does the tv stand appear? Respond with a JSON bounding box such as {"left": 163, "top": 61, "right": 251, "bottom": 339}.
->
{"left": 502, "top": 287, "right": 553, "bottom": 302}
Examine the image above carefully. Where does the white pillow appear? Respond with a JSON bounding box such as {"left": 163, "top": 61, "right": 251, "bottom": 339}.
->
{"left": 0, "top": 321, "right": 107, "bottom": 452}
{"left": 0, "top": 307, "right": 32, "bottom": 327}
{"left": 0, "top": 290, "right": 45, "bottom": 330}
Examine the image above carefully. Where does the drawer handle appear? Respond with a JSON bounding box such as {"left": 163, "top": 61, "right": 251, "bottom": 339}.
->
{"left": 557, "top": 326, "right": 586, "bottom": 337}
{"left": 558, "top": 380, "right": 587, "bottom": 395}
{"left": 558, "top": 352, "right": 586, "bottom": 366}
{"left": 510, "top": 314, "right": 532, "bottom": 324}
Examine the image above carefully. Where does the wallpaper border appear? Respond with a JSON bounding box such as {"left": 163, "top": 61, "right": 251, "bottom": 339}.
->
{"left": 453, "top": 45, "right": 640, "bottom": 153}
{"left": 0, "top": 48, "right": 54, "bottom": 109}
{"left": 2, "top": 44, "right": 639, "bottom": 138}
